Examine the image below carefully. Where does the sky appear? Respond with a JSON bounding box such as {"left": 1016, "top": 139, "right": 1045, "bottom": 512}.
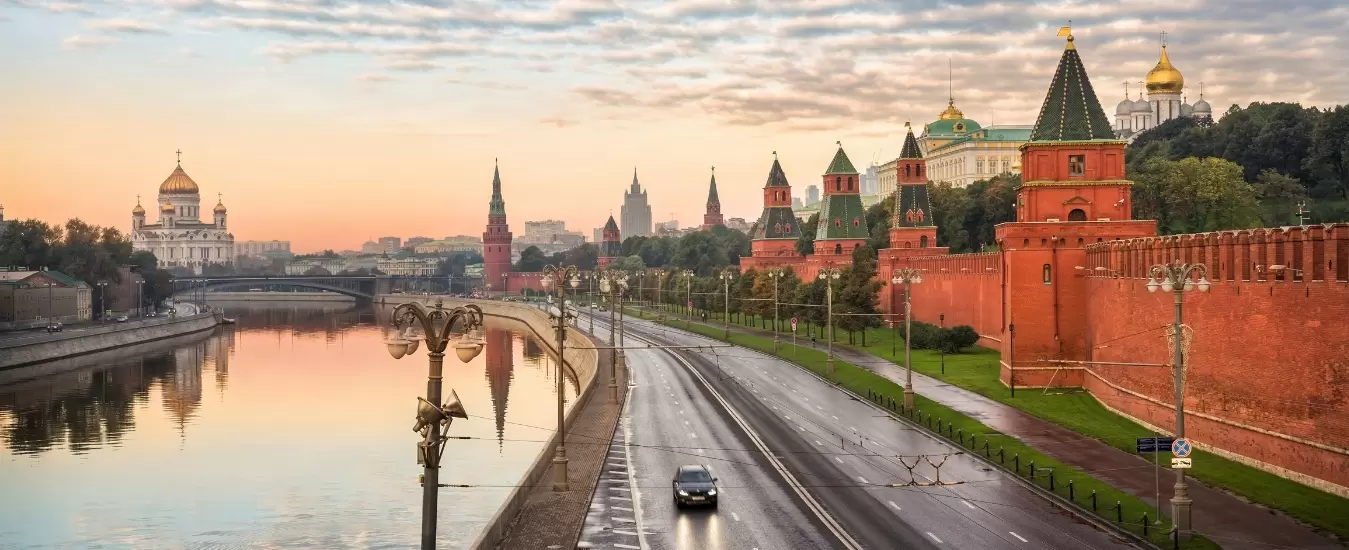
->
{"left": 2, "top": 0, "right": 1347, "bottom": 253}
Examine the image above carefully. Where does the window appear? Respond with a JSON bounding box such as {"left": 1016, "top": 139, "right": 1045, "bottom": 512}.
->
{"left": 916, "top": 165, "right": 922, "bottom": 177}
{"left": 976, "top": 160, "right": 984, "bottom": 174}
{"left": 834, "top": 244, "right": 843, "bottom": 255}
{"left": 1043, "top": 264, "right": 1052, "bottom": 285}
{"left": 835, "top": 176, "right": 841, "bottom": 191}
{"left": 1068, "top": 208, "right": 1087, "bottom": 221}
{"left": 1068, "top": 155, "right": 1085, "bottom": 176}
{"left": 920, "top": 235, "right": 929, "bottom": 248}
{"left": 847, "top": 177, "right": 853, "bottom": 191}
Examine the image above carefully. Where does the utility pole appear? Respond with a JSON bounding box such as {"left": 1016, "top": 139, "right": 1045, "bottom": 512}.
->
{"left": 818, "top": 268, "right": 842, "bottom": 374}
{"left": 769, "top": 269, "right": 783, "bottom": 353}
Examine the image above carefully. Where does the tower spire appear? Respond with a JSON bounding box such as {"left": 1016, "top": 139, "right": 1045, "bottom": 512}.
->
{"left": 175, "top": 149, "right": 182, "bottom": 165}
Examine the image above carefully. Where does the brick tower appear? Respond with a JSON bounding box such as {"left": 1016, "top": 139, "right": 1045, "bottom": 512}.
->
{"left": 701, "top": 167, "right": 725, "bottom": 230}
{"left": 745, "top": 153, "right": 804, "bottom": 267}
{"left": 889, "top": 123, "right": 938, "bottom": 251}
{"left": 993, "top": 28, "right": 1155, "bottom": 381}
{"left": 598, "top": 215, "right": 621, "bottom": 269}
{"left": 812, "top": 143, "right": 869, "bottom": 258}
{"left": 483, "top": 159, "right": 513, "bottom": 294}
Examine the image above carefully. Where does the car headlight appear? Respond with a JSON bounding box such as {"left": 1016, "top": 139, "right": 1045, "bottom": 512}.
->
{"left": 707, "top": 489, "right": 717, "bottom": 496}
{"left": 678, "top": 490, "right": 688, "bottom": 496}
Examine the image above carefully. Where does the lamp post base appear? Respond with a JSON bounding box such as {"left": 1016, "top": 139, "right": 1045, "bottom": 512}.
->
{"left": 827, "top": 357, "right": 835, "bottom": 375}
{"left": 552, "top": 455, "right": 569, "bottom": 492}
{"left": 773, "top": 336, "right": 780, "bottom": 355}
{"left": 903, "top": 389, "right": 915, "bottom": 410}
{"left": 608, "top": 380, "right": 618, "bottom": 402}
{"left": 1171, "top": 483, "right": 1193, "bottom": 538}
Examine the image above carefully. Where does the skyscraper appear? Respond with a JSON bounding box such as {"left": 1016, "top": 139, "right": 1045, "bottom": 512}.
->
{"left": 805, "top": 185, "right": 820, "bottom": 206}
{"left": 621, "top": 169, "right": 653, "bottom": 237}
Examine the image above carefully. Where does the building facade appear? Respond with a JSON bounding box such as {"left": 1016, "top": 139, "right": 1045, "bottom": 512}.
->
{"left": 236, "top": 240, "right": 292, "bottom": 258}
{"left": 621, "top": 170, "right": 653, "bottom": 237}
{"left": 0, "top": 269, "right": 92, "bottom": 327}
{"left": 805, "top": 185, "right": 820, "bottom": 206}
{"left": 377, "top": 257, "right": 440, "bottom": 276}
{"left": 1113, "top": 41, "right": 1214, "bottom": 141}
{"left": 701, "top": 168, "right": 725, "bottom": 230}
{"left": 130, "top": 154, "right": 235, "bottom": 274}
{"left": 482, "top": 160, "right": 514, "bottom": 293}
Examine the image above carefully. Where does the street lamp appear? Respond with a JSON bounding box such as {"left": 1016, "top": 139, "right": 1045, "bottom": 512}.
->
{"left": 817, "top": 267, "right": 843, "bottom": 374}
{"left": 541, "top": 264, "right": 581, "bottom": 492}
{"left": 679, "top": 269, "right": 694, "bottom": 326}
{"left": 384, "top": 298, "right": 484, "bottom": 550}
{"left": 892, "top": 267, "right": 924, "bottom": 410}
{"left": 1146, "top": 260, "right": 1209, "bottom": 540}
{"left": 600, "top": 269, "right": 629, "bottom": 402}
{"left": 96, "top": 281, "right": 108, "bottom": 323}
{"left": 768, "top": 269, "right": 785, "bottom": 354}
{"left": 718, "top": 268, "right": 736, "bottom": 339}
{"left": 586, "top": 271, "right": 598, "bottom": 334}
{"left": 135, "top": 279, "right": 144, "bottom": 318}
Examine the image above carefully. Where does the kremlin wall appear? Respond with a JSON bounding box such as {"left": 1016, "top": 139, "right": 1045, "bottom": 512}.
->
{"left": 480, "top": 30, "right": 1349, "bottom": 496}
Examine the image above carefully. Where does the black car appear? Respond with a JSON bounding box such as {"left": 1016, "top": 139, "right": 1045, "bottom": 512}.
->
{"left": 672, "top": 464, "right": 718, "bottom": 508}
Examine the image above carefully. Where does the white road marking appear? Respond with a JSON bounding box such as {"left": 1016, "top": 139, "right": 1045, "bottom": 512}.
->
{"left": 1010, "top": 532, "right": 1028, "bottom": 543}
{"left": 832, "top": 415, "right": 838, "bottom": 420}
{"left": 887, "top": 501, "right": 901, "bottom": 511}
{"left": 962, "top": 500, "right": 976, "bottom": 509}
{"left": 615, "top": 544, "right": 641, "bottom": 549}
{"left": 613, "top": 506, "right": 634, "bottom": 512}
{"left": 849, "top": 426, "right": 857, "bottom": 432}
{"left": 690, "top": 432, "right": 697, "bottom": 438}
{"left": 611, "top": 487, "right": 631, "bottom": 492}
{"left": 816, "top": 405, "right": 823, "bottom": 410}
{"left": 797, "top": 426, "right": 805, "bottom": 431}
{"left": 697, "top": 448, "right": 704, "bottom": 454}
{"left": 610, "top": 496, "right": 632, "bottom": 501}
{"left": 927, "top": 532, "right": 943, "bottom": 543}
{"left": 613, "top": 530, "right": 639, "bottom": 536}
{"left": 613, "top": 517, "right": 636, "bottom": 523}
{"left": 835, "top": 457, "right": 845, "bottom": 464}
{"left": 857, "top": 476, "right": 868, "bottom": 484}
{"left": 814, "top": 440, "right": 822, "bottom": 446}
{"left": 731, "top": 512, "right": 741, "bottom": 522}
{"left": 783, "top": 415, "right": 791, "bottom": 420}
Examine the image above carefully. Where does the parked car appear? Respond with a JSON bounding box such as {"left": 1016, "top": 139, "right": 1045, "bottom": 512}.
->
{"left": 115, "top": 316, "right": 129, "bottom": 323}
{"left": 46, "top": 322, "right": 63, "bottom": 333}
{"left": 672, "top": 464, "right": 718, "bottom": 508}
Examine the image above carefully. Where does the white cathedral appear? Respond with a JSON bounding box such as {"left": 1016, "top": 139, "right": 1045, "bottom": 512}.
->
{"left": 1114, "top": 41, "right": 1214, "bottom": 142}
{"left": 131, "top": 153, "right": 235, "bottom": 274}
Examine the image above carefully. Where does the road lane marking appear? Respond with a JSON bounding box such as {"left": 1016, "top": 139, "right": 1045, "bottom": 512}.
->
{"left": 857, "top": 476, "right": 868, "bottom": 484}
{"left": 887, "top": 501, "right": 901, "bottom": 511}
{"left": 927, "top": 532, "right": 942, "bottom": 543}
{"left": 613, "top": 506, "right": 634, "bottom": 512}
{"left": 613, "top": 517, "right": 636, "bottom": 523}
{"left": 814, "top": 440, "right": 822, "bottom": 446}
{"left": 849, "top": 426, "right": 857, "bottom": 432}
{"left": 832, "top": 416, "right": 838, "bottom": 420}
{"left": 690, "top": 432, "right": 697, "bottom": 438}
{"left": 731, "top": 512, "right": 741, "bottom": 522}
{"left": 615, "top": 544, "right": 640, "bottom": 549}
{"left": 835, "top": 457, "right": 844, "bottom": 464}
{"left": 1010, "top": 532, "right": 1028, "bottom": 543}
{"left": 609, "top": 496, "right": 631, "bottom": 501}
{"left": 961, "top": 500, "right": 976, "bottom": 509}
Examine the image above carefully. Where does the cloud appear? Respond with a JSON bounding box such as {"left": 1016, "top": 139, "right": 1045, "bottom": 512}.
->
{"left": 89, "top": 18, "right": 166, "bottom": 34}
{"left": 62, "top": 34, "right": 118, "bottom": 50}
{"left": 444, "top": 77, "right": 525, "bottom": 91}
{"left": 354, "top": 73, "right": 396, "bottom": 83}
{"left": 381, "top": 58, "right": 442, "bottom": 71}
{"left": 538, "top": 116, "right": 578, "bottom": 128}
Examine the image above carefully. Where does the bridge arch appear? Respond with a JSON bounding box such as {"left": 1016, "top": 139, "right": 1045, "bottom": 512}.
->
{"left": 173, "top": 278, "right": 375, "bottom": 300}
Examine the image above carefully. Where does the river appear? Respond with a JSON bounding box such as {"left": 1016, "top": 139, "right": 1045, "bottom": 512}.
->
{"left": 0, "top": 302, "right": 578, "bottom": 549}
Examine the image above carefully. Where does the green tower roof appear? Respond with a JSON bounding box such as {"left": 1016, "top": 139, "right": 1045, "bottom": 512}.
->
{"left": 488, "top": 160, "right": 506, "bottom": 217}
{"left": 765, "top": 155, "right": 789, "bottom": 188}
{"left": 707, "top": 169, "right": 720, "bottom": 204}
{"left": 1029, "top": 33, "right": 1117, "bottom": 142}
{"left": 603, "top": 215, "right": 618, "bottom": 232}
{"left": 824, "top": 144, "right": 858, "bottom": 175}
{"left": 899, "top": 124, "right": 923, "bottom": 159}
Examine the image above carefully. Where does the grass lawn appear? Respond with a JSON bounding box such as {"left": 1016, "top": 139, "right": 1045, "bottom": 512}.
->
{"left": 629, "top": 307, "right": 1218, "bottom": 549}
{"left": 634, "top": 305, "right": 1349, "bottom": 544}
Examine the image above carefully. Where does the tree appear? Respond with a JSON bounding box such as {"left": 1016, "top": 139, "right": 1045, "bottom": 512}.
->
{"left": 795, "top": 213, "right": 819, "bottom": 256}
{"left": 1133, "top": 157, "right": 1261, "bottom": 234}
{"left": 670, "top": 231, "right": 728, "bottom": 276}
{"left": 836, "top": 245, "right": 884, "bottom": 343}
{"left": 637, "top": 236, "right": 675, "bottom": 268}
{"left": 943, "top": 325, "right": 980, "bottom": 353}
{"left": 928, "top": 181, "right": 972, "bottom": 253}
{"left": 515, "top": 245, "right": 548, "bottom": 272}
{"left": 610, "top": 255, "right": 646, "bottom": 272}
{"left": 0, "top": 219, "right": 60, "bottom": 269}
{"left": 865, "top": 195, "right": 894, "bottom": 253}
{"left": 1309, "top": 104, "right": 1349, "bottom": 201}
{"left": 1252, "top": 169, "right": 1309, "bottom": 227}
{"left": 202, "top": 263, "right": 231, "bottom": 276}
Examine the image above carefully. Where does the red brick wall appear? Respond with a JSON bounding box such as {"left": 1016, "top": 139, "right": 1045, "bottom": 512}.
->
{"left": 1083, "top": 225, "right": 1349, "bottom": 491}
{"left": 876, "top": 252, "right": 1002, "bottom": 347}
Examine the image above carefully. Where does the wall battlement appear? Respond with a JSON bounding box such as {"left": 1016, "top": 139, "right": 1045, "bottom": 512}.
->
{"left": 1084, "top": 223, "right": 1349, "bottom": 283}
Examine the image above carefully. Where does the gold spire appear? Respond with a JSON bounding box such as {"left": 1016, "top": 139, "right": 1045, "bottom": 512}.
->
{"left": 1145, "top": 36, "right": 1184, "bottom": 94}
{"left": 133, "top": 195, "right": 145, "bottom": 215}
{"left": 938, "top": 98, "right": 964, "bottom": 120}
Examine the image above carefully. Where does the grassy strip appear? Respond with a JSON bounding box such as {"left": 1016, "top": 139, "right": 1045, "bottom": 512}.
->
{"left": 657, "top": 307, "right": 1349, "bottom": 542}
{"left": 629, "top": 308, "right": 1217, "bottom": 549}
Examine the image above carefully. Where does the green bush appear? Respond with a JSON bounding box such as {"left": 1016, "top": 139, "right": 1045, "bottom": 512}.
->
{"left": 907, "top": 321, "right": 943, "bottom": 349}
{"left": 943, "top": 325, "right": 980, "bottom": 352}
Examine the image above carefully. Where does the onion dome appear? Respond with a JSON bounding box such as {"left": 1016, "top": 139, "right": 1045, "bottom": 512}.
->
{"left": 938, "top": 98, "right": 964, "bottom": 120}
{"left": 1145, "top": 45, "right": 1184, "bottom": 94}
{"left": 214, "top": 201, "right": 227, "bottom": 214}
{"left": 1180, "top": 102, "right": 1194, "bottom": 117}
{"left": 1131, "top": 94, "right": 1152, "bottom": 114}
{"left": 1116, "top": 98, "right": 1134, "bottom": 116}
{"left": 132, "top": 202, "right": 146, "bottom": 216}
{"left": 159, "top": 164, "right": 200, "bottom": 194}
{"left": 1193, "top": 97, "right": 1212, "bottom": 116}
{"left": 160, "top": 200, "right": 176, "bottom": 213}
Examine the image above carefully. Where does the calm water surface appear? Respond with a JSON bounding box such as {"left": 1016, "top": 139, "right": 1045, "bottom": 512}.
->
{"left": 0, "top": 302, "right": 578, "bottom": 549}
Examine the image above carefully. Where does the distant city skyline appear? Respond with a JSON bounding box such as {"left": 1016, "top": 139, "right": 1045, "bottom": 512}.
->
{"left": 4, "top": 2, "right": 1346, "bottom": 251}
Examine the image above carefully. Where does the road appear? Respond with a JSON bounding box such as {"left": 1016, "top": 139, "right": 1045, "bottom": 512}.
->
{"left": 579, "top": 311, "right": 1139, "bottom": 549}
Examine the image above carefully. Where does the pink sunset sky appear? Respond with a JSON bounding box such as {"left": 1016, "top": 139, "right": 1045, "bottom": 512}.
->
{"left": 2, "top": 0, "right": 1345, "bottom": 253}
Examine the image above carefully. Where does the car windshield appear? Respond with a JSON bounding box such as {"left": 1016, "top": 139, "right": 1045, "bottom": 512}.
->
{"left": 678, "top": 470, "right": 712, "bottom": 482}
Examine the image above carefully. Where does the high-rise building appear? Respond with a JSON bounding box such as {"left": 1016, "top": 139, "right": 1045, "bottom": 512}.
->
{"left": 701, "top": 167, "right": 725, "bottom": 230}
{"left": 236, "top": 240, "right": 292, "bottom": 258}
{"left": 861, "top": 163, "right": 879, "bottom": 195}
{"left": 377, "top": 237, "right": 401, "bottom": 254}
{"left": 482, "top": 159, "right": 513, "bottom": 291}
{"left": 621, "top": 169, "right": 653, "bottom": 237}
{"left": 805, "top": 185, "right": 820, "bottom": 206}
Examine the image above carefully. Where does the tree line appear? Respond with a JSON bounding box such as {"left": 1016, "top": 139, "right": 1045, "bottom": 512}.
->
{"left": 0, "top": 218, "right": 173, "bottom": 310}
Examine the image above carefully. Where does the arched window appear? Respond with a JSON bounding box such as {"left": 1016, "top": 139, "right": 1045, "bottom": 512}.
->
{"left": 853, "top": 218, "right": 860, "bottom": 227}
{"left": 834, "top": 219, "right": 841, "bottom": 227}
{"left": 917, "top": 165, "right": 923, "bottom": 177}
{"left": 834, "top": 244, "right": 843, "bottom": 255}
{"left": 904, "top": 165, "right": 911, "bottom": 177}
{"left": 1068, "top": 208, "right": 1087, "bottom": 221}
{"left": 835, "top": 176, "right": 841, "bottom": 191}
{"left": 848, "top": 176, "right": 854, "bottom": 191}
{"left": 904, "top": 241, "right": 911, "bottom": 248}
{"left": 1043, "top": 264, "right": 1052, "bottom": 285}
{"left": 1023, "top": 239, "right": 1030, "bottom": 248}
{"left": 920, "top": 235, "right": 929, "bottom": 248}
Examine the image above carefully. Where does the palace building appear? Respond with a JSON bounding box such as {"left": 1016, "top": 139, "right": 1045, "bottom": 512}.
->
{"left": 131, "top": 152, "right": 234, "bottom": 274}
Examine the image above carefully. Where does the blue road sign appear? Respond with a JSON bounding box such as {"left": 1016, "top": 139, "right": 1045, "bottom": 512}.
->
{"left": 1172, "top": 438, "right": 1193, "bottom": 458}
{"left": 1136, "top": 437, "right": 1175, "bottom": 453}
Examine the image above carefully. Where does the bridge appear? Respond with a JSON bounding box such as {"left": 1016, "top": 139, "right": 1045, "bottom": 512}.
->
{"left": 172, "top": 275, "right": 386, "bottom": 300}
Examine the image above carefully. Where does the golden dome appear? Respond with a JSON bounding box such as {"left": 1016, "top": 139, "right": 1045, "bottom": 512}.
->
{"left": 132, "top": 203, "right": 146, "bottom": 215}
{"left": 1145, "top": 46, "right": 1184, "bottom": 94}
{"left": 214, "top": 201, "right": 227, "bottom": 214}
{"left": 159, "top": 164, "right": 200, "bottom": 194}
{"left": 938, "top": 98, "right": 964, "bottom": 120}
{"left": 160, "top": 200, "right": 176, "bottom": 213}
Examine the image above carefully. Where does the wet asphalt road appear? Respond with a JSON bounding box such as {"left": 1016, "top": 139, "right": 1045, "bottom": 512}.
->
{"left": 580, "top": 313, "right": 1139, "bottom": 550}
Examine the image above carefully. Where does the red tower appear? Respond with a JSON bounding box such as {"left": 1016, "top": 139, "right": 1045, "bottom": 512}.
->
{"left": 598, "top": 215, "right": 621, "bottom": 269}
{"left": 483, "top": 159, "right": 513, "bottom": 294}
{"left": 701, "top": 167, "right": 725, "bottom": 230}
{"left": 812, "top": 143, "right": 868, "bottom": 257}
{"left": 744, "top": 153, "right": 805, "bottom": 268}
{"left": 888, "top": 123, "right": 939, "bottom": 251}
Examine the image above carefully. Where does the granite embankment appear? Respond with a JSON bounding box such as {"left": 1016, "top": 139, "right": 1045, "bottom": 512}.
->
{"left": 0, "top": 313, "right": 222, "bottom": 370}
{"left": 204, "top": 291, "right": 357, "bottom": 302}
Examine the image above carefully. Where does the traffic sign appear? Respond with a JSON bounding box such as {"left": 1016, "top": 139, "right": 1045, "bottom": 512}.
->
{"left": 790, "top": 317, "right": 799, "bottom": 330}
{"left": 1171, "top": 457, "right": 1192, "bottom": 469}
{"left": 687, "top": 300, "right": 693, "bottom": 308}
{"left": 1172, "top": 438, "right": 1193, "bottom": 458}
{"left": 1135, "top": 437, "right": 1175, "bottom": 454}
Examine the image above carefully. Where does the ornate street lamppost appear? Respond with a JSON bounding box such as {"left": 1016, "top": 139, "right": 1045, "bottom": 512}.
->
{"left": 584, "top": 271, "right": 598, "bottom": 334}
{"left": 384, "top": 298, "right": 485, "bottom": 550}
{"left": 1146, "top": 260, "right": 1210, "bottom": 540}
{"left": 768, "top": 269, "right": 785, "bottom": 353}
{"left": 817, "top": 267, "right": 843, "bottom": 374}
{"left": 96, "top": 281, "right": 108, "bottom": 323}
{"left": 541, "top": 264, "right": 581, "bottom": 491}
{"left": 678, "top": 269, "right": 694, "bottom": 326}
{"left": 600, "top": 269, "right": 629, "bottom": 402}
{"left": 892, "top": 267, "right": 923, "bottom": 410}
{"left": 718, "top": 268, "right": 736, "bottom": 339}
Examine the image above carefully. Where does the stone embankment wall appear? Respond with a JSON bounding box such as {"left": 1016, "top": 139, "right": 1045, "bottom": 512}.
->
{"left": 374, "top": 294, "right": 602, "bottom": 550}
{"left": 206, "top": 292, "right": 357, "bottom": 302}
{"left": 0, "top": 313, "right": 222, "bottom": 369}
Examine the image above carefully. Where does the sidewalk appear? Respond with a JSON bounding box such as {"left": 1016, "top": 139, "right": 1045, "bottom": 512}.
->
{"left": 640, "top": 309, "right": 1341, "bottom": 550}
{"left": 490, "top": 330, "right": 627, "bottom": 550}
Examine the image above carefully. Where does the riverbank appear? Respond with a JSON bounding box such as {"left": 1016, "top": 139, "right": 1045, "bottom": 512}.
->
{"left": 206, "top": 291, "right": 356, "bottom": 302}
{"left": 0, "top": 313, "right": 222, "bottom": 370}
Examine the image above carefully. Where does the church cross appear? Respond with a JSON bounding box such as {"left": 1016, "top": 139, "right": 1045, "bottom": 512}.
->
{"left": 1161, "top": 31, "right": 1168, "bottom": 47}
{"left": 176, "top": 149, "right": 182, "bottom": 164}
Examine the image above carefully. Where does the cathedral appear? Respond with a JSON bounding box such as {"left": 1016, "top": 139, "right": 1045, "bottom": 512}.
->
{"left": 131, "top": 152, "right": 235, "bottom": 274}
{"left": 1114, "top": 38, "right": 1213, "bottom": 141}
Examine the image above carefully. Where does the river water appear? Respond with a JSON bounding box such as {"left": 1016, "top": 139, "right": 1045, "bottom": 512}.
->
{"left": 0, "top": 302, "right": 578, "bottom": 549}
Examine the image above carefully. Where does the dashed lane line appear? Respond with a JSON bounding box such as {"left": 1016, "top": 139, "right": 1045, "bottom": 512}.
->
{"left": 961, "top": 500, "right": 976, "bottom": 510}
{"left": 887, "top": 501, "right": 901, "bottom": 511}
{"left": 1010, "top": 532, "right": 1028, "bottom": 543}
{"left": 927, "top": 532, "right": 943, "bottom": 543}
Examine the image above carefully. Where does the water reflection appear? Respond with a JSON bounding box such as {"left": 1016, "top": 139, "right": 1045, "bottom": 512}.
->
{"left": 0, "top": 302, "right": 578, "bottom": 549}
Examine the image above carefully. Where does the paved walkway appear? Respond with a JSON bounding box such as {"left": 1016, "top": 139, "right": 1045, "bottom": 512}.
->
{"left": 491, "top": 329, "right": 628, "bottom": 550}
{"left": 640, "top": 309, "right": 1342, "bottom": 550}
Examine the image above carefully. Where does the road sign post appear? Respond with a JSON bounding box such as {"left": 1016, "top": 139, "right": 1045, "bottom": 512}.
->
{"left": 1171, "top": 458, "right": 1192, "bottom": 469}
{"left": 790, "top": 317, "right": 798, "bottom": 356}
{"left": 1135, "top": 437, "right": 1176, "bottom": 453}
